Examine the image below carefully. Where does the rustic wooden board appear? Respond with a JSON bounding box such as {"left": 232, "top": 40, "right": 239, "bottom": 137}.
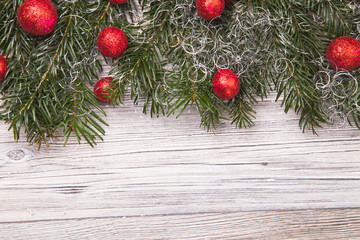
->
{"left": 1, "top": 209, "right": 360, "bottom": 239}
{"left": 1, "top": 88, "right": 360, "bottom": 227}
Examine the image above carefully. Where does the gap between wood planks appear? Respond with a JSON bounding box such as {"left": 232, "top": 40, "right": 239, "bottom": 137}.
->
{"left": 0, "top": 207, "right": 359, "bottom": 224}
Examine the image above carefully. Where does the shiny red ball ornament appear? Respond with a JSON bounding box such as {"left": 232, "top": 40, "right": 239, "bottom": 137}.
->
{"left": 326, "top": 36, "right": 360, "bottom": 71}
{"left": 196, "top": 0, "right": 225, "bottom": 20}
{"left": 94, "top": 77, "right": 114, "bottom": 103}
{"left": 0, "top": 55, "right": 8, "bottom": 82}
{"left": 97, "top": 27, "right": 128, "bottom": 58}
{"left": 212, "top": 69, "right": 240, "bottom": 100}
{"left": 17, "top": 0, "right": 58, "bottom": 36}
{"left": 108, "top": 0, "right": 127, "bottom": 4}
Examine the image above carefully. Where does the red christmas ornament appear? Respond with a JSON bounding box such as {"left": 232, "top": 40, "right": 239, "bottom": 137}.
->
{"left": 108, "top": 0, "right": 127, "bottom": 4}
{"left": 17, "top": 0, "right": 58, "bottom": 36}
{"left": 326, "top": 36, "right": 360, "bottom": 71}
{"left": 196, "top": 0, "right": 225, "bottom": 20}
{"left": 0, "top": 55, "right": 8, "bottom": 82}
{"left": 212, "top": 69, "right": 240, "bottom": 100}
{"left": 94, "top": 77, "right": 114, "bottom": 103}
{"left": 97, "top": 27, "right": 128, "bottom": 58}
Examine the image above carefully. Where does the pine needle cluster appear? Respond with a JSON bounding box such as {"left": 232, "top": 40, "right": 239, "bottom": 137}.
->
{"left": 1, "top": 0, "right": 360, "bottom": 147}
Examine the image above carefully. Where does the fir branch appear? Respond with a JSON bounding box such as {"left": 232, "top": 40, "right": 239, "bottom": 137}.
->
{"left": 109, "top": 0, "right": 175, "bottom": 116}
{"left": 10, "top": 10, "right": 74, "bottom": 124}
{"left": 166, "top": 34, "right": 225, "bottom": 130}
{"left": 2, "top": 0, "right": 360, "bottom": 147}
{"left": 95, "top": 2, "right": 111, "bottom": 30}
{"left": 284, "top": 0, "right": 304, "bottom": 51}
{"left": 0, "top": 0, "right": 112, "bottom": 147}
{"left": 226, "top": 2, "right": 272, "bottom": 128}
{"left": 230, "top": 97, "right": 256, "bottom": 128}
{"left": 244, "top": 0, "right": 329, "bottom": 132}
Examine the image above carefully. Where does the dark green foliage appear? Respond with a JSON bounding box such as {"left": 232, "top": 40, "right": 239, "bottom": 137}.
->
{"left": 234, "top": 0, "right": 360, "bottom": 132}
{"left": 0, "top": 0, "right": 131, "bottom": 147}
{"left": 1, "top": 0, "right": 360, "bottom": 147}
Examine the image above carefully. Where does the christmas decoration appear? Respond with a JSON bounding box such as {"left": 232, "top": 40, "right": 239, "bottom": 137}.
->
{"left": 97, "top": 26, "right": 128, "bottom": 58}
{"left": 196, "top": 0, "right": 225, "bottom": 20}
{"left": 212, "top": 69, "right": 240, "bottom": 100}
{"left": 326, "top": 36, "right": 360, "bottom": 71}
{"left": 1, "top": 0, "right": 360, "bottom": 148}
{"left": 109, "top": 0, "right": 127, "bottom": 4}
{"left": 17, "top": 0, "right": 58, "bottom": 36}
{"left": 94, "top": 77, "right": 114, "bottom": 103}
{"left": 0, "top": 55, "right": 7, "bottom": 81}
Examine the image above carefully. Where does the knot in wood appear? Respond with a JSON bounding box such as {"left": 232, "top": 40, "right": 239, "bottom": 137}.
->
{"left": 7, "top": 150, "right": 25, "bottom": 161}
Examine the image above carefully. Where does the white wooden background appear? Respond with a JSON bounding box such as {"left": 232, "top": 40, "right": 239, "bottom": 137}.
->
{"left": 1, "top": 61, "right": 360, "bottom": 239}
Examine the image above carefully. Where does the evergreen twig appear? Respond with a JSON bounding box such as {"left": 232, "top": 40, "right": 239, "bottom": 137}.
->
{"left": 1, "top": 0, "right": 360, "bottom": 147}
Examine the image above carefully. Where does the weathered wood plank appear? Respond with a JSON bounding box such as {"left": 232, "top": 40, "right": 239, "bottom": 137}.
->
{"left": 1, "top": 209, "right": 360, "bottom": 239}
{"left": 1, "top": 93, "right": 360, "bottom": 223}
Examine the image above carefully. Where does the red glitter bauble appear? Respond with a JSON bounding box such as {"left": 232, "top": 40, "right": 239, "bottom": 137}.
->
{"left": 97, "top": 27, "right": 128, "bottom": 58}
{"left": 108, "top": 0, "right": 127, "bottom": 4}
{"left": 326, "top": 36, "right": 360, "bottom": 71}
{"left": 196, "top": 0, "right": 225, "bottom": 20}
{"left": 0, "top": 55, "right": 8, "bottom": 82}
{"left": 94, "top": 77, "right": 114, "bottom": 103}
{"left": 212, "top": 69, "right": 240, "bottom": 100}
{"left": 17, "top": 0, "right": 58, "bottom": 36}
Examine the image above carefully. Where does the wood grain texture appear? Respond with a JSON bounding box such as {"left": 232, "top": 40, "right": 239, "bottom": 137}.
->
{"left": 1, "top": 209, "right": 360, "bottom": 240}
{"left": 1, "top": 63, "right": 360, "bottom": 238}
{"left": 1, "top": 92, "right": 360, "bottom": 221}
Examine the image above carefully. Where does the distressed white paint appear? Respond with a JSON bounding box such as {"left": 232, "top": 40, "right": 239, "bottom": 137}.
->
{"left": 2, "top": 209, "right": 360, "bottom": 240}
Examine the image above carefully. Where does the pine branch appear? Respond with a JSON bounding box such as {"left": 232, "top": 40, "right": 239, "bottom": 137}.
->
{"left": 0, "top": 0, "right": 112, "bottom": 147}
{"left": 95, "top": 2, "right": 111, "bottom": 30}
{"left": 230, "top": 97, "right": 256, "bottom": 128}
{"left": 222, "top": 2, "right": 272, "bottom": 128}
{"left": 109, "top": 0, "right": 175, "bottom": 116}
{"left": 165, "top": 33, "right": 224, "bottom": 129}
{"left": 11, "top": 9, "right": 74, "bottom": 124}
{"left": 161, "top": 0, "right": 270, "bottom": 130}
{"left": 2, "top": 0, "right": 360, "bottom": 148}
{"left": 241, "top": 0, "right": 330, "bottom": 133}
